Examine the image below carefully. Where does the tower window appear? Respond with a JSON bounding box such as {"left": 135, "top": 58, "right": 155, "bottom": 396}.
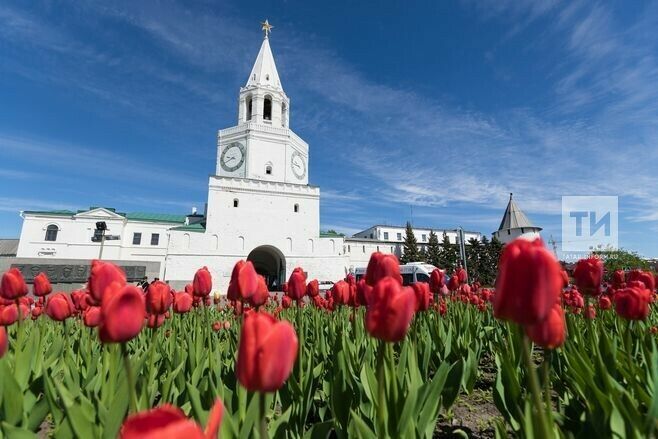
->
{"left": 45, "top": 224, "right": 59, "bottom": 241}
{"left": 263, "top": 97, "right": 272, "bottom": 121}
{"left": 151, "top": 233, "right": 160, "bottom": 246}
{"left": 266, "top": 165, "right": 272, "bottom": 175}
{"left": 294, "top": 203, "right": 299, "bottom": 213}
{"left": 233, "top": 198, "right": 239, "bottom": 207}
{"left": 246, "top": 97, "right": 253, "bottom": 121}
{"left": 265, "top": 74, "right": 270, "bottom": 81}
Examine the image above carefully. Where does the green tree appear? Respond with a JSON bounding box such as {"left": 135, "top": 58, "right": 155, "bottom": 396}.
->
{"left": 427, "top": 230, "right": 442, "bottom": 268}
{"left": 418, "top": 245, "right": 429, "bottom": 263}
{"left": 480, "top": 236, "right": 503, "bottom": 286}
{"left": 591, "top": 248, "right": 651, "bottom": 279}
{"left": 466, "top": 237, "right": 482, "bottom": 282}
{"left": 439, "top": 232, "right": 459, "bottom": 271}
{"left": 400, "top": 222, "right": 420, "bottom": 264}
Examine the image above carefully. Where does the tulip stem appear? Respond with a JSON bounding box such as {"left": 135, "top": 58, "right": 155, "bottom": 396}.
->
{"left": 204, "top": 304, "right": 215, "bottom": 389}
{"left": 376, "top": 341, "right": 387, "bottom": 437}
{"left": 121, "top": 342, "right": 139, "bottom": 413}
{"left": 542, "top": 349, "right": 554, "bottom": 426}
{"left": 259, "top": 392, "right": 268, "bottom": 439}
{"left": 522, "top": 334, "right": 552, "bottom": 439}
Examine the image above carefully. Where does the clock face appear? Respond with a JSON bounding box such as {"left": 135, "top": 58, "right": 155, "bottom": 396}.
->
{"left": 290, "top": 151, "right": 307, "bottom": 179}
{"left": 220, "top": 142, "right": 246, "bottom": 172}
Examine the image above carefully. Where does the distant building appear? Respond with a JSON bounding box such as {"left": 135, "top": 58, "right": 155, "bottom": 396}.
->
{"left": 346, "top": 225, "right": 482, "bottom": 268}
{"left": 492, "top": 193, "right": 542, "bottom": 244}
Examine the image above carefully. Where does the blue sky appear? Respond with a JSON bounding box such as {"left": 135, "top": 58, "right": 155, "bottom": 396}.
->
{"left": 1, "top": 1, "right": 658, "bottom": 257}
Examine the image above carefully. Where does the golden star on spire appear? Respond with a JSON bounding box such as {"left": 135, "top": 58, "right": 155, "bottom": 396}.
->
{"left": 261, "top": 19, "right": 274, "bottom": 38}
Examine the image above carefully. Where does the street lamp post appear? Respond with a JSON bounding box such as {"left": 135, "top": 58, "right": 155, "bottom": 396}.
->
{"left": 95, "top": 221, "right": 107, "bottom": 260}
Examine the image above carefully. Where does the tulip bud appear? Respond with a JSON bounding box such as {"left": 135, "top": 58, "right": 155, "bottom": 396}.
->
{"left": 0, "top": 268, "right": 28, "bottom": 300}
{"left": 33, "top": 272, "right": 53, "bottom": 297}
{"left": 236, "top": 311, "right": 298, "bottom": 392}
{"left": 193, "top": 267, "right": 212, "bottom": 297}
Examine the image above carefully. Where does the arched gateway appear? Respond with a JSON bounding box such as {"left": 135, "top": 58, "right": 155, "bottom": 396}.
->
{"left": 247, "top": 245, "right": 286, "bottom": 291}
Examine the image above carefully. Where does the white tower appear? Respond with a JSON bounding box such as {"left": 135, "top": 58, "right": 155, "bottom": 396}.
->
{"left": 493, "top": 193, "right": 542, "bottom": 244}
{"left": 215, "top": 21, "right": 308, "bottom": 185}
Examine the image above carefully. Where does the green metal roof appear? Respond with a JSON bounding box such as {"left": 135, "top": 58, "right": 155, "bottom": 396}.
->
{"left": 125, "top": 212, "right": 186, "bottom": 223}
{"left": 23, "top": 208, "right": 186, "bottom": 224}
{"left": 170, "top": 223, "right": 206, "bottom": 232}
{"left": 320, "top": 230, "right": 345, "bottom": 237}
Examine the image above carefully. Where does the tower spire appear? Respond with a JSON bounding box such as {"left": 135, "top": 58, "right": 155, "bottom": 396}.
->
{"left": 261, "top": 19, "right": 274, "bottom": 39}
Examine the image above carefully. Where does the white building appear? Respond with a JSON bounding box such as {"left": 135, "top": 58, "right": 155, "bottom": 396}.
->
{"left": 492, "top": 193, "right": 542, "bottom": 244}
{"left": 11, "top": 25, "right": 486, "bottom": 292}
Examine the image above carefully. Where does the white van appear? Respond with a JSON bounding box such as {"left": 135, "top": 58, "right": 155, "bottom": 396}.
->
{"left": 353, "top": 262, "right": 439, "bottom": 286}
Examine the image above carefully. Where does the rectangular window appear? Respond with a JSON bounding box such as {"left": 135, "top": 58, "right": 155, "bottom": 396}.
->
{"left": 422, "top": 234, "right": 427, "bottom": 242}
{"left": 133, "top": 232, "right": 142, "bottom": 245}
{"left": 383, "top": 232, "right": 389, "bottom": 240}
{"left": 151, "top": 233, "right": 160, "bottom": 246}
{"left": 397, "top": 233, "right": 402, "bottom": 240}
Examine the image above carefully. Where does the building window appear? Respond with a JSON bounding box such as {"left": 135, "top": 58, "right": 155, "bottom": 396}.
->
{"left": 369, "top": 233, "right": 373, "bottom": 239}
{"left": 397, "top": 233, "right": 402, "bottom": 240}
{"left": 294, "top": 203, "right": 299, "bottom": 213}
{"left": 151, "top": 233, "right": 160, "bottom": 246}
{"left": 348, "top": 245, "right": 351, "bottom": 252}
{"left": 383, "top": 232, "right": 389, "bottom": 240}
{"left": 377, "top": 246, "right": 380, "bottom": 251}
{"left": 266, "top": 165, "right": 272, "bottom": 175}
{"left": 132, "top": 232, "right": 142, "bottom": 245}
{"left": 264, "top": 97, "right": 272, "bottom": 121}
{"left": 246, "top": 97, "right": 253, "bottom": 121}
{"left": 233, "top": 199, "right": 239, "bottom": 207}
{"left": 422, "top": 234, "right": 427, "bottom": 242}
{"left": 363, "top": 245, "right": 366, "bottom": 253}
{"left": 44, "top": 224, "right": 59, "bottom": 241}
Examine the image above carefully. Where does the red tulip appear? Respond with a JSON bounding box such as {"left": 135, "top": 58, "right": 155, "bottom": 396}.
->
{"left": 223, "top": 321, "right": 231, "bottom": 330}
{"left": 331, "top": 280, "right": 350, "bottom": 305}
{"left": 236, "top": 311, "right": 298, "bottom": 392}
{"left": 524, "top": 304, "right": 566, "bottom": 349}
{"left": 119, "top": 399, "right": 223, "bottom": 439}
{"left": 456, "top": 267, "right": 468, "bottom": 284}
{"left": 212, "top": 321, "right": 222, "bottom": 332}
{"left": 306, "top": 279, "right": 319, "bottom": 298}
{"left": 147, "top": 313, "right": 165, "bottom": 329}
{"left": 0, "top": 268, "right": 28, "bottom": 300}
{"left": 287, "top": 269, "right": 306, "bottom": 301}
{"left": 173, "top": 292, "right": 193, "bottom": 313}
{"left": 192, "top": 267, "right": 212, "bottom": 297}
{"left": 99, "top": 285, "right": 146, "bottom": 343}
{"left": 281, "top": 295, "right": 292, "bottom": 309}
{"left": 447, "top": 275, "right": 460, "bottom": 292}
{"left": 184, "top": 283, "right": 194, "bottom": 295}
{"left": 89, "top": 260, "right": 126, "bottom": 305}
{"left": 33, "top": 272, "right": 52, "bottom": 297}
{"left": 412, "top": 282, "right": 431, "bottom": 312}
{"left": 356, "top": 279, "right": 371, "bottom": 306}
{"left": 584, "top": 305, "right": 596, "bottom": 319}
{"left": 146, "top": 281, "right": 173, "bottom": 315}
{"left": 612, "top": 270, "right": 625, "bottom": 289}
{"left": 627, "top": 269, "right": 655, "bottom": 292}
{"left": 32, "top": 306, "right": 43, "bottom": 319}
{"left": 365, "top": 252, "right": 402, "bottom": 286}
{"left": 228, "top": 261, "right": 259, "bottom": 301}
{"left": 247, "top": 275, "right": 269, "bottom": 308}
{"left": 614, "top": 285, "right": 652, "bottom": 320}
{"left": 560, "top": 270, "right": 569, "bottom": 288}
{"left": 365, "top": 277, "right": 416, "bottom": 342}
{"left": 45, "top": 292, "right": 75, "bottom": 321}
{"left": 0, "top": 304, "right": 18, "bottom": 326}
{"left": 493, "top": 238, "right": 562, "bottom": 326}
{"left": 573, "top": 257, "right": 604, "bottom": 296}
{"left": 429, "top": 269, "right": 445, "bottom": 294}
{"left": 598, "top": 295, "right": 612, "bottom": 310}
{"left": 84, "top": 306, "right": 102, "bottom": 327}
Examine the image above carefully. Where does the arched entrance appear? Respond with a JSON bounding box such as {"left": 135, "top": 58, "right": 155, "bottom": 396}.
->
{"left": 247, "top": 245, "right": 286, "bottom": 291}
